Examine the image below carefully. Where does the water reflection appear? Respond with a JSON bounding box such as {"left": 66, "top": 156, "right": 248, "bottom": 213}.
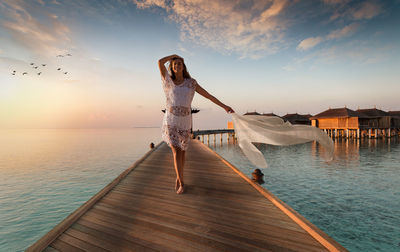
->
{"left": 212, "top": 137, "right": 399, "bottom": 170}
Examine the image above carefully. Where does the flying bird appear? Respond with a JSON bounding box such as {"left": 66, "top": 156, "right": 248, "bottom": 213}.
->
{"left": 30, "top": 63, "right": 34, "bottom": 65}
{"left": 22, "top": 72, "right": 28, "bottom": 75}
{"left": 33, "top": 66, "right": 38, "bottom": 69}
{"left": 63, "top": 72, "right": 68, "bottom": 74}
{"left": 56, "top": 55, "right": 64, "bottom": 57}
{"left": 37, "top": 72, "right": 42, "bottom": 75}
{"left": 12, "top": 73, "right": 15, "bottom": 75}
{"left": 57, "top": 68, "right": 61, "bottom": 70}
{"left": 42, "top": 64, "right": 46, "bottom": 66}
{"left": 66, "top": 53, "right": 72, "bottom": 56}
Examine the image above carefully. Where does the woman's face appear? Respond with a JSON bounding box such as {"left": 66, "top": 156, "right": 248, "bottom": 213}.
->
{"left": 171, "top": 59, "right": 184, "bottom": 74}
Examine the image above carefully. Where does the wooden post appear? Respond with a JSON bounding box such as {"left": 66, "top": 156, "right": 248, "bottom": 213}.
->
{"left": 207, "top": 134, "right": 210, "bottom": 145}
{"left": 213, "top": 134, "right": 216, "bottom": 145}
{"left": 220, "top": 133, "right": 223, "bottom": 145}
{"left": 368, "top": 129, "right": 371, "bottom": 139}
{"left": 375, "top": 129, "right": 377, "bottom": 139}
{"left": 201, "top": 135, "right": 204, "bottom": 143}
{"left": 357, "top": 129, "right": 360, "bottom": 139}
{"left": 388, "top": 128, "right": 391, "bottom": 138}
{"left": 346, "top": 129, "right": 349, "bottom": 139}
{"left": 335, "top": 129, "right": 337, "bottom": 138}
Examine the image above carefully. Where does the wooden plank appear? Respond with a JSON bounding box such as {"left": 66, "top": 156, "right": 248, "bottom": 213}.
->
{"left": 99, "top": 192, "right": 304, "bottom": 232}
{"left": 80, "top": 207, "right": 264, "bottom": 252}
{"left": 57, "top": 232, "right": 110, "bottom": 252}
{"left": 108, "top": 187, "right": 285, "bottom": 217}
{"left": 77, "top": 213, "right": 240, "bottom": 252}
{"left": 42, "top": 247, "right": 58, "bottom": 252}
{"left": 116, "top": 179, "right": 267, "bottom": 201}
{"left": 70, "top": 222, "right": 161, "bottom": 252}
{"left": 50, "top": 239, "right": 84, "bottom": 252}
{"left": 98, "top": 195, "right": 304, "bottom": 233}
{"left": 66, "top": 225, "right": 155, "bottom": 252}
{"left": 93, "top": 200, "right": 326, "bottom": 251}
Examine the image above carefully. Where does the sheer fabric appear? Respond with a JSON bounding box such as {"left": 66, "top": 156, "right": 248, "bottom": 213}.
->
{"left": 161, "top": 73, "right": 197, "bottom": 150}
{"left": 231, "top": 113, "right": 334, "bottom": 168}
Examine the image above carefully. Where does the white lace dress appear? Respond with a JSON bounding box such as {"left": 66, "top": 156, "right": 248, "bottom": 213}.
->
{"left": 161, "top": 73, "right": 197, "bottom": 151}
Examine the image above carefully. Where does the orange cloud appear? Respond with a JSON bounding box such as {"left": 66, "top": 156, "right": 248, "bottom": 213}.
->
{"left": 298, "top": 23, "right": 359, "bottom": 51}
{"left": 326, "top": 23, "right": 359, "bottom": 40}
{"left": 351, "top": 1, "right": 382, "bottom": 20}
{"left": 297, "top": 36, "right": 324, "bottom": 51}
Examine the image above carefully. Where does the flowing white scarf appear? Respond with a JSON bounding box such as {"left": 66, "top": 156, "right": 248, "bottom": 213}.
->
{"left": 231, "top": 113, "right": 334, "bottom": 168}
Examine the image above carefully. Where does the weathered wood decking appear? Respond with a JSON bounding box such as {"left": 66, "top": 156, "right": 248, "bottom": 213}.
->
{"left": 27, "top": 140, "right": 347, "bottom": 252}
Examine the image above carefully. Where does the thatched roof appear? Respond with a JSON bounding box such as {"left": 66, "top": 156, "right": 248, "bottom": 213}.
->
{"left": 310, "top": 107, "right": 364, "bottom": 119}
{"left": 244, "top": 111, "right": 261, "bottom": 115}
{"left": 282, "top": 113, "right": 310, "bottom": 122}
{"left": 356, "top": 108, "right": 389, "bottom": 118}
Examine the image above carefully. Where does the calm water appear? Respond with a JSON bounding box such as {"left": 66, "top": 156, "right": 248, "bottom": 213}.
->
{"left": 1, "top": 129, "right": 399, "bottom": 251}
{"left": 0, "top": 128, "right": 161, "bottom": 251}
{"left": 210, "top": 138, "right": 400, "bottom": 252}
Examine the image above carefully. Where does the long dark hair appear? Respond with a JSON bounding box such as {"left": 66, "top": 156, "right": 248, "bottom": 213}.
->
{"left": 169, "top": 57, "right": 191, "bottom": 80}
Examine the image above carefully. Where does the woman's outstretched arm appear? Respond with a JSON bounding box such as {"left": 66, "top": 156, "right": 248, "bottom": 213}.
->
{"left": 195, "top": 83, "right": 234, "bottom": 113}
{"left": 158, "top": 54, "right": 181, "bottom": 79}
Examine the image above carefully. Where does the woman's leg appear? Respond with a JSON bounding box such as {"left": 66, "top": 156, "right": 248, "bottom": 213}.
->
{"left": 179, "top": 150, "right": 186, "bottom": 184}
{"left": 171, "top": 146, "right": 184, "bottom": 192}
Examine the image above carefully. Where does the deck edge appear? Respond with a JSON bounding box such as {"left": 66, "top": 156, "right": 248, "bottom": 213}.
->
{"left": 197, "top": 140, "right": 348, "bottom": 252}
{"left": 25, "top": 141, "right": 164, "bottom": 252}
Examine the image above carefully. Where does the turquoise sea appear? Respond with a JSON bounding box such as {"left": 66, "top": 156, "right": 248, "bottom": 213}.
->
{"left": 0, "top": 129, "right": 399, "bottom": 251}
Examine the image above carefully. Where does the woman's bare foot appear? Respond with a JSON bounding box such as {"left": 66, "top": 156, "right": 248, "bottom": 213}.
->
{"left": 176, "top": 182, "right": 185, "bottom": 194}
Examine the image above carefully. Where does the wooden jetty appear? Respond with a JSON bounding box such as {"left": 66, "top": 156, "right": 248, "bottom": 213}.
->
{"left": 27, "top": 140, "right": 347, "bottom": 252}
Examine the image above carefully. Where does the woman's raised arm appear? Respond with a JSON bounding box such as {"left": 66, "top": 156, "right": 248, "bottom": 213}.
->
{"left": 195, "top": 82, "right": 234, "bottom": 113}
{"left": 158, "top": 54, "right": 181, "bottom": 79}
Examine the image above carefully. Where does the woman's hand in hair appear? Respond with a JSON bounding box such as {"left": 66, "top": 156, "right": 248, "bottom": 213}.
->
{"left": 170, "top": 54, "right": 183, "bottom": 61}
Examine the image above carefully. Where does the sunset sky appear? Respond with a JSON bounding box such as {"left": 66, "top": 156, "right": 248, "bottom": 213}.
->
{"left": 1, "top": 0, "right": 399, "bottom": 129}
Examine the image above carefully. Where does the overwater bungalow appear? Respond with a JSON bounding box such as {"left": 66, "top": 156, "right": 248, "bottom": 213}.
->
{"left": 356, "top": 108, "right": 392, "bottom": 138}
{"left": 282, "top": 113, "right": 311, "bottom": 125}
{"left": 310, "top": 107, "right": 399, "bottom": 138}
{"left": 310, "top": 107, "right": 365, "bottom": 138}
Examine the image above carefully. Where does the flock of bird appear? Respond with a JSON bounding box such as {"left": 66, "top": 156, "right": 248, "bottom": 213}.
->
{"left": 11, "top": 53, "right": 72, "bottom": 76}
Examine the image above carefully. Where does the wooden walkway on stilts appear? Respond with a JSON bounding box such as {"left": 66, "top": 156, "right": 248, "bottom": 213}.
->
{"left": 27, "top": 140, "right": 347, "bottom": 252}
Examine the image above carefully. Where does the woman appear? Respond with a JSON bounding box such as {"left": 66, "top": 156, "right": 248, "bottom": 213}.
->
{"left": 158, "top": 54, "right": 234, "bottom": 194}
